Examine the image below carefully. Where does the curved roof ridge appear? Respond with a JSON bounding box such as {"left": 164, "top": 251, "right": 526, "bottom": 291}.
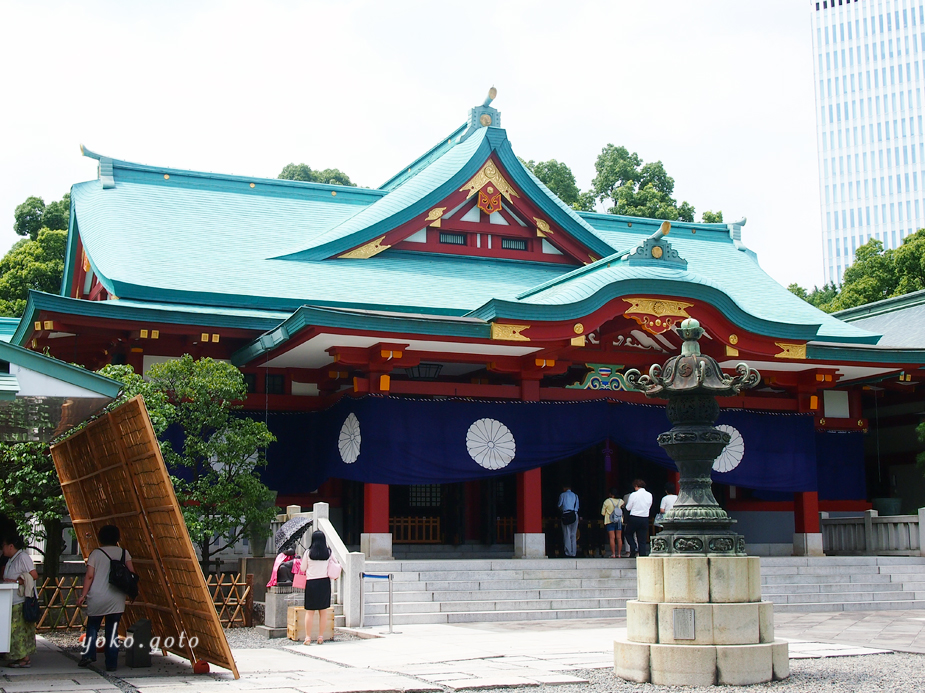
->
{"left": 378, "top": 124, "right": 468, "bottom": 191}
{"left": 272, "top": 128, "right": 493, "bottom": 261}
{"left": 80, "top": 144, "right": 386, "bottom": 199}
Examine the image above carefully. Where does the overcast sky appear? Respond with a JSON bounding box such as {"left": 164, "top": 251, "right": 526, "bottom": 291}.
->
{"left": 0, "top": 0, "right": 823, "bottom": 289}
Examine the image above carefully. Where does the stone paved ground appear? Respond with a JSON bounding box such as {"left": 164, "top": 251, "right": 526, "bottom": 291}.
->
{"left": 4, "top": 610, "right": 925, "bottom": 693}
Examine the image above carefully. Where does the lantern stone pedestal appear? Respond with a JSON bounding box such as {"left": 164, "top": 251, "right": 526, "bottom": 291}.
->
{"left": 614, "top": 556, "right": 789, "bottom": 685}
{"left": 615, "top": 318, "right": 788, "bottom": 685}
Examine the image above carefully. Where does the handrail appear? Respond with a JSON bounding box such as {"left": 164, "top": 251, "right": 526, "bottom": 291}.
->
{"left": 311, "top": 502, "right": 365, "bottom": 627}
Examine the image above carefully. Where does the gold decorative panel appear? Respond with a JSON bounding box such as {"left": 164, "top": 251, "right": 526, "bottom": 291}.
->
{"left": 774, "top": 342, "right": 807, "bottom": 359}
{"left": 490, "top": 323, "right": 530, "bottom": 342}
{"left": 338, "top": 235, "right": 391, "bottom": 259}
{"left": 622, "top": 298, "right": 694, "bottom": 336}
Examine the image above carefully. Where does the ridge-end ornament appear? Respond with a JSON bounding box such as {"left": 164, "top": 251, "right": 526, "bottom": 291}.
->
{"left": 338, "top": 235, "right": 391, "bottom": 259}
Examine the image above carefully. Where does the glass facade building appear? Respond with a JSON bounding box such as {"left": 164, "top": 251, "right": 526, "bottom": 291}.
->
{"left": 812, "top": 0, "right": 925, "bottom": 284}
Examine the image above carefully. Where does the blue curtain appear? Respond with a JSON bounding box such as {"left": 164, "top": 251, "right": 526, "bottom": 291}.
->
{"left": 250, "top": 397, "right": 831, "bottom": 496}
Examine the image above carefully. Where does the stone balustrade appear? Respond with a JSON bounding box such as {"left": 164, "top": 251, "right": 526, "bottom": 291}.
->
{"left": 821, "top": 508, "right": 925, "bottom": 556}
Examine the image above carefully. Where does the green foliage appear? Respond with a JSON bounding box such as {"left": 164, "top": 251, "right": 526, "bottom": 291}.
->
{"left": 142, "top": 355, "right": 277, "bottom": 568}
{"left": 520, "top": 158, "right": 594, "bottom": 211}
{"left": 833, "top": 238, "right": 899, "bottom": 310}
{"left": 43, "top": 193, "right": 71, "bottom": 233}
{"left": 590, "top": 145, "right": 695, "bottom": 222}
{"left": 0, "top": 442, "right": 66, "bottom": 564}
{"left": 701, "top": 210, "right": 724, "bottom": 223}
{"left": 279, "top": 163, "right": 356, "bottom": 187}
{"left": 788, "top": 231, "right": 925, "bottom": 312}
{"left": 13, "top": 193, "right": 69, "bottom": 240}
{"left": 0, "top": 229, "right": 67, "bottom": 317}
{"left": 787, "top": 282, "right": 840, "bottom": 312}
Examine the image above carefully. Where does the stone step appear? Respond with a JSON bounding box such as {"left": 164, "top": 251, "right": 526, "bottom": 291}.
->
{"left": 364, "top": 586, "right": 638, "bottom": 603}
{"left": 763, "top": 590, "right": 919, "bottom": 604}
{"left": 365, "top": 559, "right": 636, "bottom": 573}
{"left": 359, "top": 606, "right": 629, "bottom": 627}
{"left": 761, "top": 557, "right": 925, "bottom": 566}
{"left": 761, "top": 565, "right": 885, "bottom": 576}
{"left": 419, "top": 577, "right": 634, "bottom": 591}
{"left": 878, "top": 564, "right": 925, "bottom": 574}
{"left": 762, "top": 573, "right": 895, "bottom": 585}
{"left": 362, "top": 596, "right": 632, "bottom": 614}
{"left": 760, "top": 581, "right": 910, "bottom": 594}
{"left": 773, "top": 599, "right": 925, "bottom": 613}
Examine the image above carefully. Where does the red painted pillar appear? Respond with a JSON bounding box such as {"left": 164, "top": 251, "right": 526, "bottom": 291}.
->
{"left": 517, "top": 468, "right": 543, "bottom": 533}
{"left": 667, "top": 471, "right": 680, "bottom": 495}
{"left": 516, "top": 376, "right": 542, "bottom": 535}
{"left": 793, "top": 491, "right": 820, "bottom": 533}
{"left": 364, "top": 483, "right": 390, "bottom": 534}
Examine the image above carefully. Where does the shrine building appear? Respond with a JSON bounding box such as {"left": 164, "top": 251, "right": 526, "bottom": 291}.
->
{"left": 14, "top": 92, "right": 925, "bottom": 559}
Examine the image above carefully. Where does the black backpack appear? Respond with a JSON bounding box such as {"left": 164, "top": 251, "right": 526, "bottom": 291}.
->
{"left": 98, "top": 548, "right": 139, "bottom": 600}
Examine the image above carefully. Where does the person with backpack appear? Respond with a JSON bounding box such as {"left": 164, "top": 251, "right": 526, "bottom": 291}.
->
{"left": 600, "top": 488, "right": 625, "bottom": 558}
{"left": 76, "top": 525, "right": 135, "bottom": 672}
{"left": 557, "top": 484, "right": 580, "bottom": 557}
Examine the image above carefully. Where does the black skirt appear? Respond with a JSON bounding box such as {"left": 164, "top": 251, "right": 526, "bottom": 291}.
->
{"left": 304, "top": 577, "right": 331, "bottom": 611}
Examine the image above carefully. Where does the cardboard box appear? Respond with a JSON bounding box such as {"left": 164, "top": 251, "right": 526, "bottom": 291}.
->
{"left": 287, "top": 606, "right": 334, "bottom": 641}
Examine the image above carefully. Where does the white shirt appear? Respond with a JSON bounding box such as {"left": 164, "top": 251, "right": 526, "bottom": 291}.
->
{"left": 626, "top": 488, "right": 653, "bottom": 517}
{"left": 660, "top": 494, "right": 678, "bottom": 514}
{"left": 2, "top": 550, "right": 35, "bottom": 606}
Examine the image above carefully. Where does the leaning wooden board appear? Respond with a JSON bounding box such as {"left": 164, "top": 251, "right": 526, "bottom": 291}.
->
{"left": 50, "top": 395, "right": 238, "bottom": 678}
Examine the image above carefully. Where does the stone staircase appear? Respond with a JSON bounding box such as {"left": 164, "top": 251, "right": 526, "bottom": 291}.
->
{"left": 353, "top": 556, "right": 925, "bottom": 627}
{"left": 358, "top": 557, "right": 637, "bottom": 626}
{"left": 760, "top": 556, "right": 925, "bottom": 612}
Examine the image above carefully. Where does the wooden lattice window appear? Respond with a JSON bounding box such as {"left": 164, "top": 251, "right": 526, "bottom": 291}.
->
{"left": 409, "top": 484, "right": 441, "bottom": 507}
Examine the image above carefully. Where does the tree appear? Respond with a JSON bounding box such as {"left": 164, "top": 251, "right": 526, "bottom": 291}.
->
{"left": 891, "top": 229, "right": 925, "bottom": 295}
{"left": 520, "top": 158, "right": 594, "bottom": 211}
{"left": 142, "top": 356, "right": 277, "bottom": 569}
{"left": 43, "top": 193, "right": 71, "bottom": 232}
{"left": 0, "top": 441, "right": 68, "bottom": 578}
{"left": 13, "top": 193, "right": 70, "bottom": 240}
{"left": 0, "top": 229, "right": 67, "bottom": 317}
{"left": 590, "top": 145, "right": 695, "bottom": 222}
{"left": 831, "top": 238, "right": 899, "bottom": 310}
{"left": 787, "top": 282, "right": 840, "bottom": 312}
{"left": 279, "top": 163, "right": 356, "bottom": 187}
{"left": 701, "top": 210, "right": 724, "bottom": 223}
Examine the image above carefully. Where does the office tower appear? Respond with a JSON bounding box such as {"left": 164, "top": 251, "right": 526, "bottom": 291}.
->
{"left": 811, "top": 0, "right": 925, "bottom": 284}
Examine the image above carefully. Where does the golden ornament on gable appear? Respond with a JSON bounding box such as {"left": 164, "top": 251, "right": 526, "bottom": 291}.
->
{"left": 338, "top": 235, "right": 391, "bottom": 260}
{"left": 460, "top": 162, "right": 519, "bottom": 202}
{"left": 425, "top": 207, "right": 446, "bottom": 227}
{"left": 534, "top": 218, "right": 553, "bottom": 237}
{"left": 651, "top": 246, "right": 664, "bottom": 259}
{"left": 622, "top": 297, "right": 694, "bottom": 336}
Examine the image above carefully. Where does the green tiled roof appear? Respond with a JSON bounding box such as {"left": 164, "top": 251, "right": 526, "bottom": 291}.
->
{"left": 0, "top": 317, "right": 19, "bottom": 343}
{"left": 472, "top": 213, "right": 878, "bottom": 344}
{"left": 835, "top": 289, "right": 925, "bottom": 347}
{"left": 65, "top": 118, "right": 885, "bottom": 350}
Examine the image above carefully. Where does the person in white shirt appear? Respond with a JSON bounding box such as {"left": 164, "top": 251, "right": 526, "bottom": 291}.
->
{"left": 658, "top": 483, "right": 679, "bottom": 524}
{"left": 625, "top": 479, "right": 653, "bottom": 558}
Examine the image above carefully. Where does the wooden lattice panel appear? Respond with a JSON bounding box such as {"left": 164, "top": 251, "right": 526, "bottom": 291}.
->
{"left": 50, "top": 396, "right": 239, "bottom": 678}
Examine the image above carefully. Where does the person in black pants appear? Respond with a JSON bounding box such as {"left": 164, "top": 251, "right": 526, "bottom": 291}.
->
{"left": 625, "top": 479, "right": 653, "bottom": 558}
